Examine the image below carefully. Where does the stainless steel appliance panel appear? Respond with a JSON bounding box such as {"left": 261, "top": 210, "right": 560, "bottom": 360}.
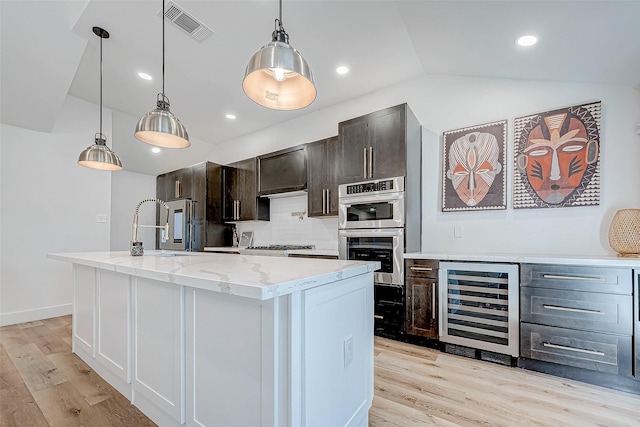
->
{"left": 159, "top": 199, "right": 192, "bottom": 251}
{"left": 338, "top": 176, "right": 406, "bottom": 229}
{"left": 338, "top": 228, "right": 404, "bottom": 286}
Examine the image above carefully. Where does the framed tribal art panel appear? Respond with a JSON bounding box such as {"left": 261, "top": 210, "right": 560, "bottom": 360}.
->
{"left": 442, "top": 120, "right": 507, "bottom": 211}
{"left": 513, "top": 101, "right": 601, "bottom": 209}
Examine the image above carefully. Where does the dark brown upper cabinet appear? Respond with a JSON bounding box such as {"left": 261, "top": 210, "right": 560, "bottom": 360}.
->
{"left": 222, "top": 158, "right": 270, "bottom": 222}
{"left": 337, "top": 103, "right": 421, "bottom": 184}
{"left": 156, "top": 162, "right": 228, "bottom": 250}
{"left": 307, "top": 136, "right": 339, "bottom": 217}
{"left": 257, "top": 145, "right": 307, "bottom": 196}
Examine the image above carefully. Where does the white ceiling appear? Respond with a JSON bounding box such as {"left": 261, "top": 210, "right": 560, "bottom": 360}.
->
{"left": 2, "top": 1, "right": 640, "bottom": 176}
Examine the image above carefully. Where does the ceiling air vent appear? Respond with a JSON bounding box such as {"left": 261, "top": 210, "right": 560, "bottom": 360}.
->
{"left": 157, "top": 1, "right": 214, "bottom": 43}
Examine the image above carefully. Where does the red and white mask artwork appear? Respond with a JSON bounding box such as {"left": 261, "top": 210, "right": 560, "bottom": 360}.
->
{"left": 516, "top": 113, "right": 599, "bottom": 205}
{"left": 446, "top": 132, "right": 502, "bottom": 207}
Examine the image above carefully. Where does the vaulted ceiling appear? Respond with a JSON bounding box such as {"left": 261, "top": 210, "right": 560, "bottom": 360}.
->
{"left": 3, "top": 1, "right": 640, "bottom": 175}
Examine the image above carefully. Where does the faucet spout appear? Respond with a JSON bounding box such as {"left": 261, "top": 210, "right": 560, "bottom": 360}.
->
{"left": 131, "top": 198, "right": 170, "bottom": 256}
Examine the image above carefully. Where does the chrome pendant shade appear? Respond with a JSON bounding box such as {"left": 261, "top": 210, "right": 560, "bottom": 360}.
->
{"left": 134, "top": 0, "right": 190, "bottom": 148}
{"left": 243, "top": 0, "right": 316, "bottom": 110}
{"left": 78, "top": 134, "right": 123, "bottom": 171}
{"left": 78, "top": 26, "right": 122, "bottom": 171}
{"left": 135, "top": 94, "right": 189, "bottom": 148}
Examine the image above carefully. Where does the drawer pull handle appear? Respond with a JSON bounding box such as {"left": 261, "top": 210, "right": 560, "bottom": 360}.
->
{"left": 374, "top": 315, "right": 384, "bottom": 320}
{"left": 432, "top": 283, "right": 436, "bottom": 320}
{"left": 543, "top": 342, "right": 605, "bottom": 356}
{"left": 542, "top": 274, "right": 605, "bottom": 282}
{"left": 542, "top": 304, "right": 605, "bottom": 315}
{"left": 410, "top": 267, "right": 433, "bottom": 271}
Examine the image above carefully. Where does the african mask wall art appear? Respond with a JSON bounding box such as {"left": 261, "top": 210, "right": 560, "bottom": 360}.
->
{"left": 513, "top": 101, "right": 601, "bottom": 209}
{"left": 442, "top": 120, "right": 507, "bottom": 211}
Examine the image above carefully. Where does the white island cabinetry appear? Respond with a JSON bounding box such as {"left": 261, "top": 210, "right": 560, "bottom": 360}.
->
{"left": 51, "top": 251, "right": 379, "bottom": 427}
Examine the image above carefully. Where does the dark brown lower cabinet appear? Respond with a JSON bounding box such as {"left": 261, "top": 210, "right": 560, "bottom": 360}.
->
{"left": 405, "top": 259, "right": 439, "bottom": 339}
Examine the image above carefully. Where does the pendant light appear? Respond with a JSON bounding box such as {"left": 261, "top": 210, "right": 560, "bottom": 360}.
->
{"left": 78, "top": 27, "right": 123, "bottom": 171}
{"left": 243, "top": 0, "right": 316, "bottom": 110}
{"left": 134, "top": 0, "right": 190, "bottom": 148}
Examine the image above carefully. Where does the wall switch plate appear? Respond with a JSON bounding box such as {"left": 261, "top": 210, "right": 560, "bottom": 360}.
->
{"left": 454, "top": 225, "right": 463, "bottom": 238}
{"left": 343, "top": 335, "right": 354, "bottom": 367}
{"left": 96, "top": 214, "right": 107, "bottom": 223}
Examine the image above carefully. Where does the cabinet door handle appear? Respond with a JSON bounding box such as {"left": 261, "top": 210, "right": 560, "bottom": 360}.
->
{"left": 543, "top": 342, "right": 605, "bottom": 356}
{"left": 237, "top": 200, "right": 241, "bottom": 220}
{"left": 542, "top": 274, "right": 605, "bottom": 282}
{"left": 322, "top": 189, "right": 327, "bottom": 214}
{"left": 542, "top": 304, "right": 605, "bottom": 315}
{"left": 374, "top": 315, "right": 384, "bottom": 320}
{"left": 363, "top": 147, "right": 367, "bottom": 179}
{"left": 432, "top": 282, "right": 436, "bottom": 320}
{"left": 369, "top": 146, "right": 373, "bottom": 178}
{"left": 175, "top": 180, "right": 181, "bottom": 199}
{"left": 326, "top": 188, "right": 330, "bottom": 214}
{"left": 410, "top": 266, "right": 433, "bottom": 271}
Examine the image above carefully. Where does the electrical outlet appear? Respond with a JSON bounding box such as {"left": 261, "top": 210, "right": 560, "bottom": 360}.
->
{"left": 343, "top": 335, "right": 354, "bottom": 367}
{"left": 454, "top": 225, "right": 463, "bottom": 238}
{"left": 96, "top": 214, "right": 107, "bottom": 223}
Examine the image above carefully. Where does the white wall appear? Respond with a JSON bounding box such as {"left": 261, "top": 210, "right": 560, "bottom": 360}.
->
{"left": 110, "top": 171, "right": 156, "bottom": 251}
{"left": 0, "top": 96, "right": 113, "bottom": 325}
{"left": 208, "top": 74, "right": 640, "bottom": 257}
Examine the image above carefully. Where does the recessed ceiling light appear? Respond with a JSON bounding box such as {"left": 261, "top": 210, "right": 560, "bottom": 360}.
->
{"left": 226, "top": 114, "right": 237, "bottom": 120}
{"left": 138, "top": 72, "right": 152, "bottom": 80}
{"left": 516, "top": 35, "right": 538, "bottom": 47}
{"left": 336, "top": 66, "right": 349, "bottom": 75}
{"left": 151, "top": 147, "right": 161, "bottom": 154}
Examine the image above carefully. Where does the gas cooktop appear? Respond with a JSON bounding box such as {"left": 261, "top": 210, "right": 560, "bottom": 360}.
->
{"left": 245, "top": 245, "right": 315, "bottom": 250}
{"left": 239, "top": 244, "right": 315, "bottom": 257}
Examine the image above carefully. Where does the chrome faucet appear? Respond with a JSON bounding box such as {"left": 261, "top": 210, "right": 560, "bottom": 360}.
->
{"left": 131, "top": 198, "right": 170, "bottom": 256}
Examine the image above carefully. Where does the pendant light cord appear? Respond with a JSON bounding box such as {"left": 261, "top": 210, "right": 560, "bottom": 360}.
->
{"left": 99, "top": 29, "right": 103, "bottom": 139}
{"left": 162, "top": 0, "right": 165, "bottom": 97}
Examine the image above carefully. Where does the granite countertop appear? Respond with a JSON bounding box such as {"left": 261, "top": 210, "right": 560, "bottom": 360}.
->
{"left": 405, "top": 252, "right": 640, "bottom": 268}
{"left": 48, "top": 251, "right": 378, "bottom": 300}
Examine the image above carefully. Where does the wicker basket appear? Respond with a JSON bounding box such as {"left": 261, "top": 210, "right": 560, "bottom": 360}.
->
{"left": 608, "top": 209, "right": 640, "bottom": 257}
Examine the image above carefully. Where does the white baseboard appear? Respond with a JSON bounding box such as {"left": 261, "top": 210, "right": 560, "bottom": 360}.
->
{"left": 0, "top": 303, "right": 72, "bottom": 327}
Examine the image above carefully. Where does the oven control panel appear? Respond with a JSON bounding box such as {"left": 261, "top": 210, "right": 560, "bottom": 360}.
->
{"left": 346, "top": 179, "right": 393, "bottom": 194}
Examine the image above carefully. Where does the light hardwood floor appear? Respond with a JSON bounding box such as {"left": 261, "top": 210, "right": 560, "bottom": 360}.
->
{"left": 1, "top": 316, "right": 639, "bottom": 426}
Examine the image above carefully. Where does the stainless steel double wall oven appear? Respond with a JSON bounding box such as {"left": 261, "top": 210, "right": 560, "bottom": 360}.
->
{"left": 338, "top": 176, "right": 421, "bottom": 338}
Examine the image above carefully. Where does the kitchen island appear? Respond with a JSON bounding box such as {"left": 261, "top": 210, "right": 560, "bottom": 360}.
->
{"left": 48, "top": 251, "right": 380, "bottom": 427}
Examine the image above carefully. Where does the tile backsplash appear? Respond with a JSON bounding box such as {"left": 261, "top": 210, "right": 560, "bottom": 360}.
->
{"left": 235, "top": 194, "right": 338, "bottom": 250}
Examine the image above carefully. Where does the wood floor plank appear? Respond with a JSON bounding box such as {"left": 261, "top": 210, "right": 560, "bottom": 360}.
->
{"left": 47, "top": 352, "right": 114, "bottom": 406}
{"left": 39, "top": 316, "right": 72, "bottom": 331}
{"left": 22, "top": 325, "right": 70, "bottom": 356}
{"left": 0, "top": 345, "right": 49, "bottom": 427}
{"left": 5, "top": 343, "right": 67, "bottom": 393}
{"left": 0, "top": 325, "right": 31, "bottom": 350}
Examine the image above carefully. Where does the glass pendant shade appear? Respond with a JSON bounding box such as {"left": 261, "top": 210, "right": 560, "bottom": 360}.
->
{"left": 135, "top": 95, "right": 190, "bottom": 148}
{"left": 79, "top": 26, "right": 122, "bottom": 171}
{"left": 78, "top": 134, "right": 123, "bottom": 171}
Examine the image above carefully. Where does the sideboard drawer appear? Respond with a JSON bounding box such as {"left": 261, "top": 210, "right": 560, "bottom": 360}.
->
{"left": 521, "top": 264, "right": 632, "bottom": 294}
{"left": 521, "top": 287, "right": 633, "bottom": 335}
{"left": 405, "top": 259, "right": 439, "bottom": 279}
{"left": 521, "top": 323, "right": 633, "bottom": 376}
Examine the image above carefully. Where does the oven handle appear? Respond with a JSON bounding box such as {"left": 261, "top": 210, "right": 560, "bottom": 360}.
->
{"left": 339, "top": 229, "right": 404, "bottom": 238}
{"left": 338, "top": 193, "right": 405, "bottom": 206}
